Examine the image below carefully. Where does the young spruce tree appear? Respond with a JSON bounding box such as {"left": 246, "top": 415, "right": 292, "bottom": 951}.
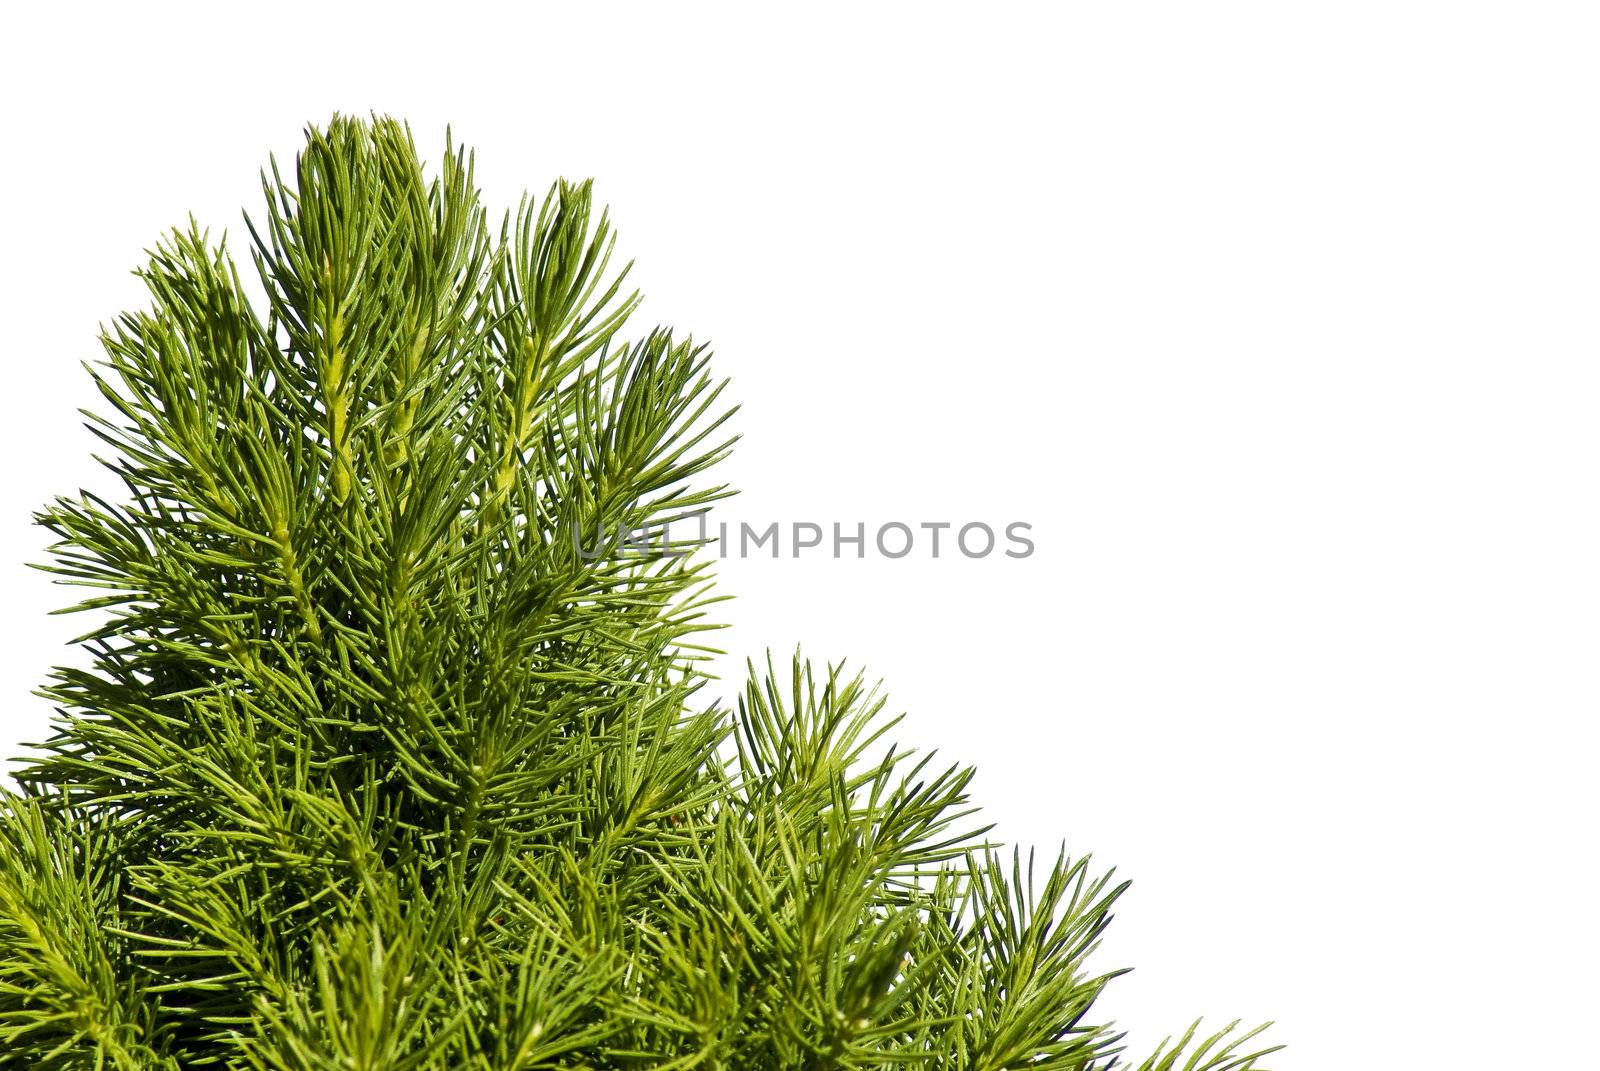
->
{"left": 0, "top": 117, "right": 1278, "bottom": 1071}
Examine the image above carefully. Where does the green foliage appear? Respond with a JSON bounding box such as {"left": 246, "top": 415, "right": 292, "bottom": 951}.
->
{"left": 0, "top": 116, "right": 1279, "bottom": 1070}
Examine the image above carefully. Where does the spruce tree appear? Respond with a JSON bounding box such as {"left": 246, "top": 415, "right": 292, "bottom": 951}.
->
{"left": 0, "top": 116, "right": 1279, "bottom": 1071}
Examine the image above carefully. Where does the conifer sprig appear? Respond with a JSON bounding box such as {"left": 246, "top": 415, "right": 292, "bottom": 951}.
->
{"left": 0, "top": 116, "right": 1279, "bottom": 1071}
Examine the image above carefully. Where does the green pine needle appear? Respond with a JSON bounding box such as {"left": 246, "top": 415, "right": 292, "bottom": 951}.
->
{"left": 0, "top": 115, "right": 1279, "bottom": 1071}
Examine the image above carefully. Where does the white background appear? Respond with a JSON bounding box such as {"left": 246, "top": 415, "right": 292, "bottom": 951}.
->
{"left": 3, "top": 4, "right": 1597, "bottom": 1067}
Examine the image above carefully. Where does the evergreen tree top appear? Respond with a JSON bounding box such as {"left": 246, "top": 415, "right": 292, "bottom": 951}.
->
{"left": 0, "top": 115, "right": 1278, "bottom": 1071}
